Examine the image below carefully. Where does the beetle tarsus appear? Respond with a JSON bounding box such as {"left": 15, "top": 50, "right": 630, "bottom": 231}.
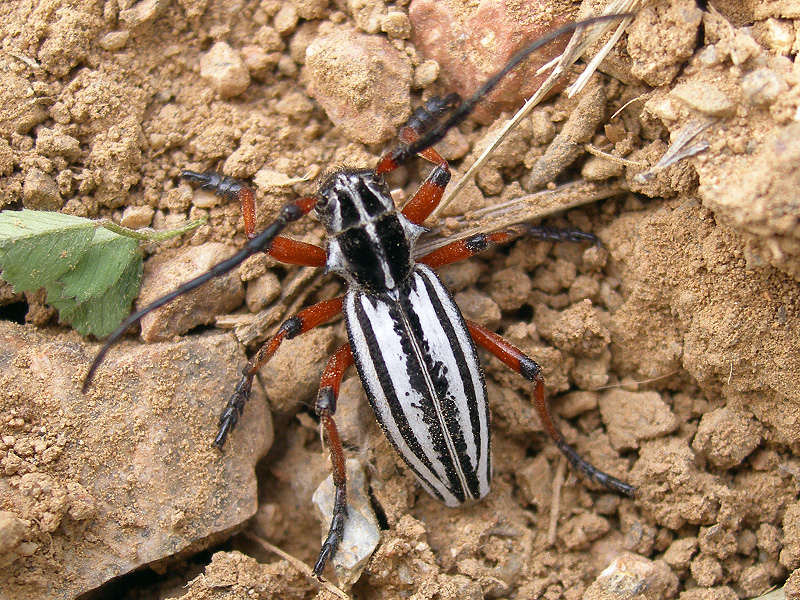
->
{"left": 181, "top": 170, "right": 244, "bottom": 201}
{"left": 212, "top": 374, "right": 253, "bottom": 449}
{"left": 313, "top": 507, "right": 347, "bottom": 578}
{"left": 555, "top": 439, "right": 636, "bottom": 498}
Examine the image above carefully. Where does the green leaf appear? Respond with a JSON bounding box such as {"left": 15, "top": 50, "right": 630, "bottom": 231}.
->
{"left": 0, "top": 210, "right": 96, "bottom": 293}
{"left": 0, "top": 209, "right": 206, "bottom": 338}
{"left": 0, "top": 209, "right": 143, "bottom": 337}
{"left": 57, "top": 227, "right": 140, "bottom": 302}
{"left": 46, "top": 256, "right": 143, "bottom": 337}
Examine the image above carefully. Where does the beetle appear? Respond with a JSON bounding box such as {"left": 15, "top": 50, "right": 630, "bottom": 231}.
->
{"left": 84, "top": 15, "right": 634, "bottom": 578}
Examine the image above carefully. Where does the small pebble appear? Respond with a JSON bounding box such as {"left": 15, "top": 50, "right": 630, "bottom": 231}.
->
{"left": 755, "top": 17, "right": 795, "bottom": 55}
{"left": 23, "top": 168, "right": 62, "bottom": 210}
{"left": 245, "top": 271, "right": 280, "bottom": 313}
{"left": 741, "top": 68, "right": 787, "bottom": 107}
{"left": 273, "top": 3, "right": 298, "bottom": 36}
{"left": 36, "top": 128, "right": 81, "bottom": 160}
{"left": 670, "top": 80, "right": 735, "bottom": 117}
{"left": 119, "top": 205, "right": 155, "bottom": 229}
{"left": 137, "top": 242, "right": 246, "bottom": 342}
{"left": 598, "top": 389, "right": 678, "bottom": 451}
{"left": 584, "top": 552, "right": 678, "bottom": 600}
{"left": 119, "top": 0, "right": 167, "bottom": 26}
{"left": 99, "top": 31, "right": 129, "bottom": 51}
{"left": 663, "top": 537, "right": 698, "bottom": 570}
{"left": 413, "top": 59, "right": 439, "bottom": 88}
{"left": 582, "top": 155, "right": 624, "bottom": 181}
{"left": 305, "top": 28, "right": 412, "bottom": 144}
{"left": 381, "top": 11, "right": 411, "bottom": 39}
{"left": 691, "top": 406, "right": 761, "bottom": 469}
{"left": 200, "top": 42, "right": 251, "bottom": 99}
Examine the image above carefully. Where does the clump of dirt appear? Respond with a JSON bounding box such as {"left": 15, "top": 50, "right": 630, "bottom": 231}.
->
{"left": 1, "top": 1, "right": 799, "bottom": 599}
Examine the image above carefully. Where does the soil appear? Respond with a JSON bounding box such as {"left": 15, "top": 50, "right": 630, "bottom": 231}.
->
{"left": 1, "top": 1, "right": 800, "bottom": 600}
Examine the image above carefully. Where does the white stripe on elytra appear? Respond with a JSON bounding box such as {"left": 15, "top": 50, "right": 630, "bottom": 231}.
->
{"left": 345, "top": 293, "right": 461, "bottom": 505}
{"left": 418, "top": 265, "right": 491, "bottom": 497}
{"left": 410, "top": 267, "right": 489, "bottom": 497}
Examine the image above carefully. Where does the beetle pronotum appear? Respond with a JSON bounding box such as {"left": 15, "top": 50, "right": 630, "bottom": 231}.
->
{"left": 84, "top": 15, "right": 634, "bottom": 578}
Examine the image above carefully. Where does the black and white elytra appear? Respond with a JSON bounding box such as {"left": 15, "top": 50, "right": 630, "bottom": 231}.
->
{"left": 318, "top": 169, "right": 491, "bottom": 505}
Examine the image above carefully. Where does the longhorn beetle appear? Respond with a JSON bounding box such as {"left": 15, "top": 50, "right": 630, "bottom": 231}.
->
{"left": 84, "top": 15, "right": 634, "bottom": 578}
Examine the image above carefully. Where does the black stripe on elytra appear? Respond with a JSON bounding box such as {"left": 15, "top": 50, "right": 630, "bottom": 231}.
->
{"left": 350, "top": 294, "right": 448, "bottom": 503}
{"left": 413, "top": 269, "right": 485, "bottom": 499}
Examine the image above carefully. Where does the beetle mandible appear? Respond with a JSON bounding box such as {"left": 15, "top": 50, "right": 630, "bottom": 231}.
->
{"left": 84, "top": 15, "right": 634, "bottom": 578}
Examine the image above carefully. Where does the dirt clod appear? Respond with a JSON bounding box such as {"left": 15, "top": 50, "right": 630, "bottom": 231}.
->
{"left": 306, "top": 26, "right": 412, "bottom": 144}
{"left": 200, "top": 42, "right": 252, "bottom": 99}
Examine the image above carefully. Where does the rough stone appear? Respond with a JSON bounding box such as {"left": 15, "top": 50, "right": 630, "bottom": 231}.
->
{"left": 137, "top": 242, "right": 246, "bottom": 342}
{"left": 259, "top": 326, "right": 337, "bottom": 414}
{"left": 692, "top": 406, "right": 762, "bottom": 469}
{"left": 599, "top": 390, "right": 679, "bottom": 452}
{"left": 306, "top": 27, "right": 412, "bottom": 144}
{"left": 584, "top": 552, "right": 678, "bottom": 600}
{"left": 0, "top": 321, "right": 272, "bottom": 599}
{"left": 22, "top": 168, "right": 61, "bottom": 211}
{"left": 670, "top": 81, "right": 735, "bottom": 117}
{"left": 408, "top": 0, "right": 575, "bottom": 123}
{"left": 200, "top": 42, "right": 251, "bottom": 99}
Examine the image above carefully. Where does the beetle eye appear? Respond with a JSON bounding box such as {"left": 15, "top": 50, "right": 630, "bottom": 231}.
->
{"left": 315, "top": 193, "right": 334, "bottom": 214}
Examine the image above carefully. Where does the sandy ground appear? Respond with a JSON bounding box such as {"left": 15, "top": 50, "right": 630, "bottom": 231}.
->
{"left": 1, "top": 0, "right": 800, "bottom": 599}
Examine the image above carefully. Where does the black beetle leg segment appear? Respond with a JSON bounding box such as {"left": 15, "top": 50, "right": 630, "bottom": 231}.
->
{"left": 375, "top": 96, "right": 455, "bottom": 225}
{"left": 313, "top": 343, "right": 355, "bottom": 579}
{"left": 465, "top": 320, "right": 635, "bottom": 498}
{"left": 213, "top": 296, "right": 345, "bottom": 449}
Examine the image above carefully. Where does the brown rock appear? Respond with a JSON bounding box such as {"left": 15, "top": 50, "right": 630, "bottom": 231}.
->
{"left": 306, "top": 27, "right": 412, "bottom": 144}
{"left": 0, "top": 321, "right": 272, "bottom": 599}
{"left": 408, "top": 0, "right": 575, "bottom": 123}
{"left": 137, "top": 242, "right": 246, "bottom": 342}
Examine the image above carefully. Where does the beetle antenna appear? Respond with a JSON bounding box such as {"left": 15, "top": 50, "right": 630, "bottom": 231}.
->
{"left": 82, "top": 193, "right": 318, "bottom": 392}
{"left": 384, "top": 13, "right": 633, "bottom": 167}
